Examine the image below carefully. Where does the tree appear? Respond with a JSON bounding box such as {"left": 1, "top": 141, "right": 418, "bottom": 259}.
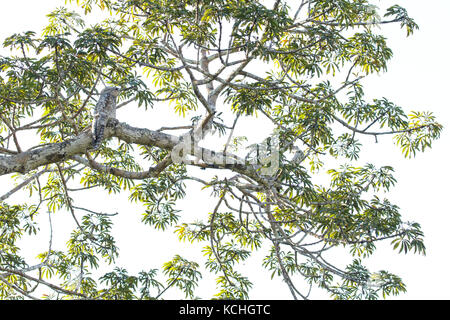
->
{"left": 0, "top": 0, "right": 442, "bottom": 300}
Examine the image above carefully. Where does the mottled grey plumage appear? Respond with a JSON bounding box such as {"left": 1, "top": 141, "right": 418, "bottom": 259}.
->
{"left": 92, "top": 86, "right": 120, "bottom": 150}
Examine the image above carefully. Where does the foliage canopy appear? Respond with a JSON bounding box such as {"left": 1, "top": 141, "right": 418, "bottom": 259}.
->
{"left": 0, "top": 0, "right": 442, "bottom": 300}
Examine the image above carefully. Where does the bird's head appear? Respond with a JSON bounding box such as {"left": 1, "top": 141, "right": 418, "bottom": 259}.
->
{"left": 102, "top": 86, "right": 121, "bottom": 97}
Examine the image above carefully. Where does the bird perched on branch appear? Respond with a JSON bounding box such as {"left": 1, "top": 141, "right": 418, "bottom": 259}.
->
{"left": 91, "top": 86, "right": 120, "bottom": 150}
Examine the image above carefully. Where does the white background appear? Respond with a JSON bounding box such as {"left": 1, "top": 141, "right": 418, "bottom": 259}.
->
{"left": 0, "top": 0, "right": 449, "bottom": 299}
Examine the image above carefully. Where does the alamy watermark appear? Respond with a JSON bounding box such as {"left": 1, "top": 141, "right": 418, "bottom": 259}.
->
{"left": 170, "top": 127, "right": 280, "bottom": 177}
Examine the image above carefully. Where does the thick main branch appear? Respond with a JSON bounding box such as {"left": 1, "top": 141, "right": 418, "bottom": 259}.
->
{"left": 0, "top": 121, "right": 263, "bottom": 184}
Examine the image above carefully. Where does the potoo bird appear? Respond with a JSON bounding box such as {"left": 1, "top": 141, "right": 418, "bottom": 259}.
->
{"left": 91, "top": 86, "right": 120, "bottom": 150}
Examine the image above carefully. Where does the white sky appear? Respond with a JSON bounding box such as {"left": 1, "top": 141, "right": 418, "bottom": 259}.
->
{"left": 0, "top": 0, "right": 449, "bottom": 300}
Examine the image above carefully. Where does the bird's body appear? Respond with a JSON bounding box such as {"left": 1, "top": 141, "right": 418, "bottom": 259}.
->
{"left": 91, "top": 87, "right": 120, "bottom": 150}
